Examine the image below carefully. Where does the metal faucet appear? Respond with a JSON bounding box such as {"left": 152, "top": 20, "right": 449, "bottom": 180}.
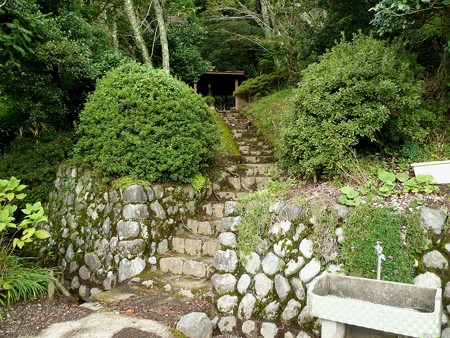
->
{"left": 374, "top": 241, "right": 385, "bottom": 280}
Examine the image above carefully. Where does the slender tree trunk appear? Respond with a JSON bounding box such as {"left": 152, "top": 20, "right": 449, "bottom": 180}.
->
{"left": 260, "top": 0, "right": 273, "bottom": 39}
{"left": 124, "top": 0, "right": 152, "bottom": 67}
{"left": 154, "top": 0, "right": 169, "bottom": 72}
{"left": 112, "top": 20, "right": 119, "bottom": 52}
{"left": 440, "top": 6, "right": 450, "bottom": 86}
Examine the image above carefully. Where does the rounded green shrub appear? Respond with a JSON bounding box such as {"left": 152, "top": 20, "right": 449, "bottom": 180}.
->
{"left": 74, "top": 62, "right": 219, "bottom": 183}
{"left": 340, "top": 205, "right": 427, "bottom": 283}
{"left": 279, "top": 34, "right": 434, "bottom": 178}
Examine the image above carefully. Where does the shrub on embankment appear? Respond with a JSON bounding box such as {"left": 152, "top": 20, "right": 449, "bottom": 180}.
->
{"left": 74, "top": 62, "right": 219, "bottom": 183}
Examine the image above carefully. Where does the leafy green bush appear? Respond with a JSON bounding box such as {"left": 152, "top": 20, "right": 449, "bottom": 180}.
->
{"left": 0, "top": 132, "right": 74, "bottom": 205}
{"left": 234, "top": 71, "right": 289, "bottom": 102}
{"left": 340, "top": 205, "right": 427, "bottom": 283}
{"left": 240, "top": 88, "right": 293, "bottom": 148}
{"left": 279, "top": 34, "right": 435, "bottom": 178}
{"left": 0, "top": 177, "right": 52, "bottom": 319}
{"left": 74, "top": 62, "right": 219, "bottom": 183}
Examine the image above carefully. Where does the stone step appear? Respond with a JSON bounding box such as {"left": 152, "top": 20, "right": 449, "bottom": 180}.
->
{"left": 225, "top": 176, "right": 271, "bottom": 191}
{"left": 240, "top": 149, "right": 274, "bottom": 156}
{"left": 234, "top": 137, "right": 258, "bottom": 143}
{"left": 158, "top": 255, "right": 214, "bottom": 278}
{"left": 185, "top": 219, "right": 216, "bottom": 235}
{"left": 236, "top": 139, "right": 265, "bottom": 146}
{"left": 244, "top": 163, "right": 277, "bottom": 176}
{"left": 215, "top": 191, "right": 248, "bottom": 201}
{"left": 238, "top": 145, "right": 271, "bottom": 153}
{"left": 147, "top": 271, "right": 212, "bottom": 294}
{"left": 202, "top": 200, "right": 240, "bottom": 218}
{"left": 242, "top": 155, "right": 276, "bottom": 164}
{"left": 172, "top": 235, "right": 221, "bottom": 257}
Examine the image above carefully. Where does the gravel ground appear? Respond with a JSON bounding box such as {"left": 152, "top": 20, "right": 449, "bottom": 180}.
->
{"left": 0, "top": 284, "right": 212, "bottom": 338}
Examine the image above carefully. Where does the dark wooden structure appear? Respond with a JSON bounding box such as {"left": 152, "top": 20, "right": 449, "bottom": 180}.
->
{"left": 194, "top": 70, "right": 247, "bottom": 110}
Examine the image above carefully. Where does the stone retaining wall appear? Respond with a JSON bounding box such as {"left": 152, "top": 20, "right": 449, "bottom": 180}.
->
{"left": 40, "top": 164, "right": 208, "bottom": 300}
{"left": 210, "top": 200, "right": 450, "bottom": 337}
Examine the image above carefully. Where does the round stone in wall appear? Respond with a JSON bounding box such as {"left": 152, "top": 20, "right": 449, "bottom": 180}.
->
{"left": 242, "top": 320, "right": 258, "bottom": 338}
{"left": 254, "top": 273, "right": 273, "bottom": 299}
{"left": 299, "top": 258, "right": 321, "bottom": 283}
{"left": 260, "top": 322, "right": 278, "bottom": 338}
{"left": 274, "top": 274, "right": 291, "bottom": 299}
{"left": 262, "top": 253, "right": 283, "bottom": 276}
{"left": 243, "top": 252, "right": 261, "bottom": 275}
{"left": 116, "top": 220, "right": 140, "bottom": 239}
{"left": 423, "top": 250, "right": 448, "bottom": 270}
{"left": 218, "top": 316, "right": 237, "bottom": 335}
{"left": 214, "top": 250, "right": 238, "bottom": 272}
{"left": 263, "top": 301, "right": 279, "bottom": 320}
{"left": 211, "top": 273, "right": 237, "bottom": 295}
{"left": 238, "top": 293, "right": 256, "bottom": 320}
{"left": 281, "top": 299, "right": 302, "bottom": 323}
{"left": 122, "top": 185, "right": 147, "bottom": 203}
{"left": 217, "top": 295, "right": 238, "bottom": 314}
{"left": 219, "top": 232, "right": 237, "bottom": 248}
{"left": 176, "top": 312, "right": 212, "bottom": 338}
{"left": 299, "top": 239, "right": 313, "bottom": 259}
{"left": 414, "top": 272, "right": 441, "bottom": 288}
{"left": 237, "top": 274, "right": 252, "bottom": 295}
{"left": 284, "top": 257, "right": 305, "bottom": 276}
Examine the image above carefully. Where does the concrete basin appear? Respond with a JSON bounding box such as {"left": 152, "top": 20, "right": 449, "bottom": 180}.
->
{"left": 307, "top": 273, "right": 442, "bottom": 338}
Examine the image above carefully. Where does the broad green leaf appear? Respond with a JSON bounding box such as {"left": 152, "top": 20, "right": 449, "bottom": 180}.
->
{"left": 15, "top": 193, "right": 26, "bottom": 200}
{"left": 340, "top": 186, "right": 359, "bottom": 198}
{"left": 396, "top": 173, "right": 409, "bottom": 182}
{"left": 416, "top": 174, "right": 434, "bottom": 184}
{"left": 404, "top": 178, "right": 418, "bottom": 186}
{"left": 378, "top": 171, "right": 395, "bottom": 183}
{"left": 35, "top": 229, "right": 50, "bottom": 239}
{"left": 338, "top": 195, "right": 349, "bottom": 204}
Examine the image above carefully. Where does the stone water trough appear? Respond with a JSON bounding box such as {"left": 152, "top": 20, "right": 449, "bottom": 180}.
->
{"left": 307, "top": 273, "right": 442, "bottom": 338}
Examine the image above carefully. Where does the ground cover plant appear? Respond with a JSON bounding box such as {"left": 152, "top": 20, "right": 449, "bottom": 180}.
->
{"left": 74, "top": 62, "right": 219, "bottom": 183}
{"left": 339, "top": 205, "right": 427, "bottom": 283}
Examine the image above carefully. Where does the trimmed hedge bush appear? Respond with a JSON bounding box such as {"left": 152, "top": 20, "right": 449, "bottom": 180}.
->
{"left": 279, "top": 35, "right": 434, "bottom": 178}
{"left": 74, "top": 62, "right": 219, "bottom": 183}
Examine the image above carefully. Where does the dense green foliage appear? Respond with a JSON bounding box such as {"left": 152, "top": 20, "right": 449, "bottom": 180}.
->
{"left": 233, "top": 71, "right": 289, "bottom": 102}
{"left": 240, "top": 88, "right": 293, "bottom": 148}
{"left": 0, "top": 132, "right": 74, "bottom": 205}
{"left": 75, "top": 62, "right": 219, "bottom": 183}
{"left": 279, "top": 35, "right": 435, "bottom": 178}
{"left": 340, "top": 205, "right": 427, "bottom": 283}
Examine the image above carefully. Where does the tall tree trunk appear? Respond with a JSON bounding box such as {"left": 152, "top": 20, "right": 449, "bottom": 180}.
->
{"left": 112, "top": 20, "right": 119, "bottom": 52}
{"left": 154, "top": 0, "right": 169, "bottom": 72}
{"left": 440, "top": 6, "right": 450, "bottom": 87}
{"left": 124, "top": 0, "right": 152, "bottom": 67}
{"left": 260, "top": 0, "right": 273, "bottom": 39}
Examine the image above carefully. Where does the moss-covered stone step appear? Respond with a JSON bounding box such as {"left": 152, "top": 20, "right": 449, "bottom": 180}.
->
{"left": 171, "top": 235, "right": 221, "bottom": 257}
{"left": 243, "top": 163, "right": 277, "bottom": 175}
{"left": 239, "top": 148, "right": 274, "bottom": 156}
{"left": 215, "top": 191, "right": 248, "bottom": 201}
{"left": 225, "top": 176, "right": 270, "bottom": 191}
{"left": 242, "top": 155, "right": 276, "bottom": 164}
{"left": 158, "top": 255, "right": 214, "bottom": 278}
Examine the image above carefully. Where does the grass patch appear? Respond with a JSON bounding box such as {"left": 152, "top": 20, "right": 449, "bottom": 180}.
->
{"left": 240, "top": 87, "right": 294, "bottom": 148}
{"left": 211, "top": 109, "right": 240, "bottom": 156}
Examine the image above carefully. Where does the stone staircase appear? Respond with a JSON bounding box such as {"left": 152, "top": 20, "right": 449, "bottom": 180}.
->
{"left": 156, "top": 111, "right": 277, "bottom": 292}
